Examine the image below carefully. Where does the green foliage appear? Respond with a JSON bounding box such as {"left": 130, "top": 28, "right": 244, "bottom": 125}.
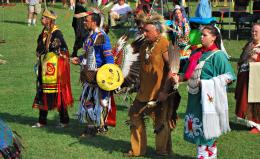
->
{"left": 0, "top": 2, "right": 259, "bottom": 159}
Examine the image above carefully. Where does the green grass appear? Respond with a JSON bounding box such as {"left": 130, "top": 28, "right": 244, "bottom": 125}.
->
{"left": 0, "top": 2, "right": 260, "bottom": 159}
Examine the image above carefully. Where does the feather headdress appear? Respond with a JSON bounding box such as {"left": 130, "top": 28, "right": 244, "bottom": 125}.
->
{"left": 73, "top": 7, "right": 106, "bottom": 28}
{"left": 136, "top": 12, "right": 167, "bottom": 37}
{"left": 90, "top": 7, "right": 105, "bottom": 28}
{"left": 137, "top": 12, "right": 164, "bottom": 25}
{"left": 42, "top": 9, "right": 57, "bottom": 20}
{"left": 114, "top": 13, "right": 167, "bottom": 93}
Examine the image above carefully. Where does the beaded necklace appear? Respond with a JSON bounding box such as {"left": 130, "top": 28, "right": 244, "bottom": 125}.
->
{"left": 144, "top": 36, "right": 161, "bottom": 64}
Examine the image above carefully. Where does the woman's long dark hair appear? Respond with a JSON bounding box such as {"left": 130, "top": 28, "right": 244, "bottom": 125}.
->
{"left": 202, "top": 25, "right": 222, "bottom": 49}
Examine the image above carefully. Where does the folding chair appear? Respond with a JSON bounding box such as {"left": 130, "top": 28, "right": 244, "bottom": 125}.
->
{"left": 235, "top": 12, "right": 254, "bottom": 40}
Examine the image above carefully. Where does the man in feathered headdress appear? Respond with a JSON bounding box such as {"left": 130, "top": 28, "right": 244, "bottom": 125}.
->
{"left": 71, "top": 11, "right": 116, "bottom": 136}
{"left": 32, "top": 9, "right": 74, "bottom": 128}
{"left": 124, "top": 13, "right": 180, "bottom": 157}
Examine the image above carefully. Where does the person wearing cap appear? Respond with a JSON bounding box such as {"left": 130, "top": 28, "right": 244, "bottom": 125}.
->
{"left": 124, "top": 13, "right": 180, "bottom": 157}
{"left": 32, "top": 9, "right": 73, "bottom": 128}
{"left": 71, "top": 0, "right": 89, "bottom": 57}
{"left": 71, "top": 12, "right": 115, "bottom": 136}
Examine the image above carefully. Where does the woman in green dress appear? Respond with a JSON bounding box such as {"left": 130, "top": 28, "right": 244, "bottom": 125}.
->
{"left": 172, "top": 25, "right": 236, "bottom": 159}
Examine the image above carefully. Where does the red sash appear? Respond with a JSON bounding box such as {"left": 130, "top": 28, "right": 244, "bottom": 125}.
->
{"left": 105, "top": 95, "right": 117, "bottom": 127}
{"left": 184, "top": 43, "right": 218, "bottom": 80}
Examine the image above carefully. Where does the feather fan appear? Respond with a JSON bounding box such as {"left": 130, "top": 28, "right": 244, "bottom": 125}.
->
{"left": 113, "top": 12, "right": 165, "bottom": 93}
{"left": 168, "top": 42, "right": 180, "bottom": 74}
{"left": 112, "top": 35, "right": 128, "bottom": 65}
{"left": 112, "top": 34, "right": 145, "bottom": 93}
{"left": 97, "top": 0, "right": 102, "bottom": 7}
{"left": 168, "top": 42, "right": 180, "bottom": 89}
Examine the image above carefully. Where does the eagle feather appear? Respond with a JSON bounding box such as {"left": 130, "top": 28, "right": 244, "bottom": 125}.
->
{"left": 112, "top": 34, "right": 145, "bottom": 93}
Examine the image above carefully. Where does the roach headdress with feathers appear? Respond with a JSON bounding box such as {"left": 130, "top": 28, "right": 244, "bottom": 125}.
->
{"left": 113, "top": 12, "right": 166, "bottom": 94}
{"left": 137, "top": 12, "right": 165, "bottom": 31}
{"left": 73, "top": 7, "right": 105, "bottom": 29}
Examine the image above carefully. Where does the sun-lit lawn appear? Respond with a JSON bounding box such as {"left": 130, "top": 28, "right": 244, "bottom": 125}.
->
{"left": 0, "top": 2, "right": 259, "bottom": 159}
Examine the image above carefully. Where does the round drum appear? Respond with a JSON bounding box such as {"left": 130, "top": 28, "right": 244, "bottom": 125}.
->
{"left": 96, "top": 64, "right": 124, "bottom": 91}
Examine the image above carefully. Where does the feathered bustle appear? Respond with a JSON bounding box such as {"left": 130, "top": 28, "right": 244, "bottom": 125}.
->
{"left": 112, "top": 34, "right": 145, "bottom": 93}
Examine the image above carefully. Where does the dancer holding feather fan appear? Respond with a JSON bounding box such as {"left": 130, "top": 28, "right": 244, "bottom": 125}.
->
{"left": 124, "top": 13, "right": 180, "bottom": 157}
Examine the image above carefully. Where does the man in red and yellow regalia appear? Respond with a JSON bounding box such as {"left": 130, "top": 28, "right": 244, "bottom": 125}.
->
{"left": 32, "top": 9, "right": 73, "bottom": 128}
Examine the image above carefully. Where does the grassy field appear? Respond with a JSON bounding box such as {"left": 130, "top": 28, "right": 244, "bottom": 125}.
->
{"left": 0, "top": 2, "right": 259, "bottom": 159}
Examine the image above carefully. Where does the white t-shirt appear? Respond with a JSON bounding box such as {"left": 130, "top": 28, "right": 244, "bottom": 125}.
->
{"left": 28, "top": 0, "right": 40, "bottom": 5}
{"left": 111, "top": 3, "right": 132, "bottom": 15}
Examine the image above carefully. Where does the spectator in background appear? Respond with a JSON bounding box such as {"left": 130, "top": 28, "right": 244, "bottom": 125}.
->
{"left": 235, "top": 23, "right": 260, "bottom": 134}
{"left": 109, "top": 0, "right": 132, "bottom": 28}
{"left": 195, "top": 0, "right": 211, "bottom": 18}
{"left": 62, "top": 0, "right": 67, "bottom": 7}
{"left": 212, "top": 0, "right": 228, "bottom": 7}
{"left": 70, "top": 0, "right": 75, "bottom": 10}
{"left": 136, "top": 0, "right": 151, "bottom": 12}
{"left": 234, "top": 0, "right": 250, "bottom": 22}
{"left": 1, "top": 0, "right": 10, "bottom": 4}
{"left": 71, "top": 0, "right": 88, "bottom": 57}
{"left": 234, "top": 0, "right": 249, "bottom": 11}
{"left": 26, "top": 0, "right": 41, "bottom": 26}
{"left": 173, "top": 0, "right": 181, "bottom": 6}
{"left": 51, "top": 0, "right": 55, "bottom": 6}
